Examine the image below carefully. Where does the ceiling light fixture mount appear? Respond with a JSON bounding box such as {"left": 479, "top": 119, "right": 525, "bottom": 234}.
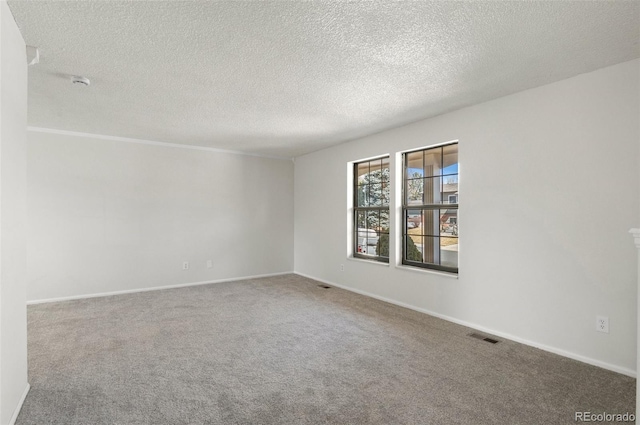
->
{"left": 71, "top": 76, "right": 90, "bottom": 86}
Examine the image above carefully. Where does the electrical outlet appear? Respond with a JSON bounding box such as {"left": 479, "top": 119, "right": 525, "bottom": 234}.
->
{"left": 207, "top": 260, "right": 213, "bottom": 269}
{"left": 182, "top": 261, "right": 189, "bottom": 270}
{"left": 596, "top": 316, "right": 609, "bottom": 333}
{"left": 340, "top": 264, "right": 344, "bottom": 271}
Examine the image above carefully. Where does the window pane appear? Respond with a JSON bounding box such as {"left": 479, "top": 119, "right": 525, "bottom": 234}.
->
{"left": 443, "top": 173, "right": 458, "bottom": 205}
{"left": 358, "top": 160, "right": 385, "bottom": 206}
{"left": 381, "top": 156, "right": 390, "bottom": 183}
{"left": 406, "top": 209, "right": 422, "bottom": 231}
{"left": 380, "top": 210, "right": 390, "bottom": 232}
{"left": 440, "top": 209, "right": 458, "bottom": 236}
{"left": 382, "top": 182, "right": 390, "bottom": 206}
{"left": 369, "top": 234, "right": 379, "bottom": 256}
{"left": 356, "top": 210, "right": 366, "bottom": 229}
{"left": 405, "top": 233, "right": 423, "bottom": 262}
{"left": 405, "top": 151, "right": 423, "bottom": 179}
{"left": 442, "top": 144, "right": 458, "bottom": 175}
{"left": 376, "top": 210, "right": 389, "bottom": 258}
{"left": 367, "top": 210, "right": 380, "bottom": 232}
{"left": 357, "top": 184, "right": 369, "bottom": 207}
{"left": 406, "top": 178, "right": 423, "bottom": 205}
{"left": 423, "top": 177, "right": 442, "bottom": 204}
{"left": 368, "top": 159, "right": 383, "bottom": 199}
{"left": 421, "top": 209, "right": 440, "bottom": 237}
{"left": 370, "top": 183, "right": 383, "bottom": 207}
{"left": 357, "top": 231, "right": 369, "bottom": 254}
{"left": 369, "top": 158, "right": 383, "bottom": 175}
{"left": 441, "top": 237, "right": 458, "bottom": 268}
{"left": 379, "top": 232, "right": 389, "bottom": 259}
{"left": 357, "top": 228, "right": 379, "bottom": 256}
{"left": 422, "top": 236, "right": 439, "bottom": 265}
{"left": 424, "top": 148, "right": 442, "bottom": 178}
{"left": 357, "top": 162, "right": 369, "bottom": 186}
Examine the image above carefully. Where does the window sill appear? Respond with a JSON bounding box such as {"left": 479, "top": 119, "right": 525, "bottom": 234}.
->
{"left": 395, "top": 264, "right": 459, "bottom": 279}
{"left": 347, "top": 257, "right": 390, "bottom": 267}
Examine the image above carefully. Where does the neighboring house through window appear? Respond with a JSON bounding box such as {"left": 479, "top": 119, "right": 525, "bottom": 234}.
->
{"left": 354, "top": 156, "right": 390, "bottom": 262}
{"left": 402, "top": 143, "right": 458, "bottom": 273}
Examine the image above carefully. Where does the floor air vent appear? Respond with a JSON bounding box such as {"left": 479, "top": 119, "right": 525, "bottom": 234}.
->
{"left": 318, "top": 285, "right": 331, "bottom": 289}
{"left": 468, "top": 333, "right": 500, "bottom": 344}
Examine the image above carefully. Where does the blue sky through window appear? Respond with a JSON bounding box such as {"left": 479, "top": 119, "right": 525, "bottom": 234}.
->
{"left": 443, "top": 164, "right": 458, "bottom": 175}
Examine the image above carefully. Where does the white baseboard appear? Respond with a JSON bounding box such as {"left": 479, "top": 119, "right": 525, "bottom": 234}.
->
{"left": 294, "top": 271, "right": 636, "bottom": 378}
{"left": 9, "top": 383, "right": 30, "bottom": 425}
{"left": 27, "top": 272, "right": 293, "bottom": 305}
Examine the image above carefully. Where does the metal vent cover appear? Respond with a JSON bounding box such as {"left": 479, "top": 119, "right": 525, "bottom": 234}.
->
{"left": 468, "top": 333, "right": 500, "bottom": 344}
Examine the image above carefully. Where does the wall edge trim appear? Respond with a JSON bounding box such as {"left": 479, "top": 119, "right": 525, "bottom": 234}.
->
{"left": 9, "top": 383, "right": 30, "bottom": 425}
{"left": 27, "top": 127, "right": 293, "bottom": 161}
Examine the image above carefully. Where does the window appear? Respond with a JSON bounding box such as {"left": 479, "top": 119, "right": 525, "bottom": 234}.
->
{"left": 402, "top": 143, "right": 458, "bottom": 273}
{"left": 354, "top": 156, "right": 390, "bottom": 262}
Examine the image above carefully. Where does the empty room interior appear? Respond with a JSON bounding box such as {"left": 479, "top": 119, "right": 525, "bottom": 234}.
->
{"left": 1, "top": 1, "right": 639, "bottom": 424}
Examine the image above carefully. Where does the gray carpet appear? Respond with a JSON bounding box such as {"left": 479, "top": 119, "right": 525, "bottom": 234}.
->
{"left": 17, "top": 274, "right": 635, "bottom": 424}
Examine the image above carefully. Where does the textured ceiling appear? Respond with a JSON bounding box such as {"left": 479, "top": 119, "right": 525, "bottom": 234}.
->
{"left": 8, "top": 1, "right": 640, "bottom": 158}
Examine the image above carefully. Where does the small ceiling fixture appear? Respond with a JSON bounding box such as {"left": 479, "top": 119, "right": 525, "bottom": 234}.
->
{"left": 71, "top": 76, "right": 90, "bottom": 86}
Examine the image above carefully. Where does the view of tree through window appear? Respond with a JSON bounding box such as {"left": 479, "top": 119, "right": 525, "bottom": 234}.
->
{"left": 402, "top": 143, "right": 458, "bottom": 273}
{"left": 354, "top": 157, "right": 390, "bottom": 262}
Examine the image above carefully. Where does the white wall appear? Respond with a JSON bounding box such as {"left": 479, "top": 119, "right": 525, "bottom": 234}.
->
{"left": 294, "top": 59, "right": 640, "bottom": 375}
{"left": 0, "top": 1, "right": 29, "bottom": 423}
{"left": 26, "top": 131, "right": 294, "bottom": 301}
